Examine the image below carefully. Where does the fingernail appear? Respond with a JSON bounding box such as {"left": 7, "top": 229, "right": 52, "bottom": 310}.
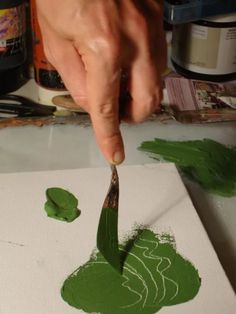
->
{"left": 112, "top": 151, "right": 124, "bottom": 165}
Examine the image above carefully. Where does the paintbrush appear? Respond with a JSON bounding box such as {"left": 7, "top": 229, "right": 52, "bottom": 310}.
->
{"left": 97, "top": 164, "right": 121, "bottom": 274}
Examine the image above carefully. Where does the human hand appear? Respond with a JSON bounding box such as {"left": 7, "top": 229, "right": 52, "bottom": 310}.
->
{"left": 35, "top": 0, "right": 167, "bottom": 164}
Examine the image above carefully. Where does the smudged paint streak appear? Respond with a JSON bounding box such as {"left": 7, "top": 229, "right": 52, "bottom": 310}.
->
{"left": 139, "top": 138, "right": 236, "bottom": 196}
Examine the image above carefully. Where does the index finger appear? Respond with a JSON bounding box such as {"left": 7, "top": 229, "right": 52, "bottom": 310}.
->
{"left": 83, "top": 49, "right": 125, "bottom": 165}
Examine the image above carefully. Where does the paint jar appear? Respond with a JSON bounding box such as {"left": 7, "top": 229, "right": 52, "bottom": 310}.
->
{"left": 30, "top": 0, "right": 67, "bottom": 104}
{"left": 164, "top": 0, "right": 236, "bottom": 24}
{"left": 0, "top": 0, "right": 27, "bottom": 94}
{"left": 171, "top": 13, "right": 236, "bottom": 82}
{"left": 30, "top": 0, "right": 65, "bottom": 89}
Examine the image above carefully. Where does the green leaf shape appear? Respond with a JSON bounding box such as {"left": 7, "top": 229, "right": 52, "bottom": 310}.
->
{"left": 139, "top": 138, "right": 236, "bottom": 197}
{"left": 44, "top": 187, "right": 80, "bottom": 222}
{"left": 97, "top": 207, "right": 121, "bottom": 274}
{"left": 61, "top": 229, "right": 201, "bottom": 314}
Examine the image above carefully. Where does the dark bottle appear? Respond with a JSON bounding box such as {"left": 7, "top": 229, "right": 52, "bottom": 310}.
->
{"left": 0, "top": 0, "right": 27, "bottom": 94}
{"left": 30, "top": 0, "right": 65, "bottom": 90}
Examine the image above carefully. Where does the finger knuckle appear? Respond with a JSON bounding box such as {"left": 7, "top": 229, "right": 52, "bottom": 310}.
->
{"left": 145, "top": 93, "right": 161, "bottom": 111}
{"left": 97, "top": 102, "right": 115, "bottom": 118}
{"left": 93, "top": 37, "right": 120, "bottom": 63}
{"left": 133, "top": 94, "right": 161, "bottom": 123}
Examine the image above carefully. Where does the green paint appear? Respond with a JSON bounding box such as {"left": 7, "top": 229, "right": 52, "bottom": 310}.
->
{"left": 61, "top": 229, "right": 201, "bottom": 314}
{"left": 44, "top": 187, "right": 80, "bottom": 222}
{"left": 97, "top": 207, "right": 121, "bottom": 273}
{"left": 139, "top": 138, "right": 236, "bottom": 197}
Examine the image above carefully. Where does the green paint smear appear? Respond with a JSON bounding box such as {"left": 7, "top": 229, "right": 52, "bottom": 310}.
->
{"left": 139, "top": 138, "right": 236, "bottom": 197}
{"left": 61, "top": 229, "right": 201, "bottom": 314}
{"left": 44, "top": 187, "right": 81, "bottom": 222}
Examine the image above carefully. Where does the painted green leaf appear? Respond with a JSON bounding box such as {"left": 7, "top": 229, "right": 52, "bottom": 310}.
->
{"left": 139, "top": 138, "right": 236, "bottom": 197}
{"left": 97, "top": 207, "right": 121, "bottom": 274}
{"left": 61, "top": 229, "right": 201, "bottom": 314}
{"left": 44, "top": 187, "right": 80, "bottom": 222}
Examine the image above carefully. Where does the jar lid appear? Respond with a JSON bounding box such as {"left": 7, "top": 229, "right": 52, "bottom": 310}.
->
{"left": 203, "top": 12, "right": 236, "bottom": 23}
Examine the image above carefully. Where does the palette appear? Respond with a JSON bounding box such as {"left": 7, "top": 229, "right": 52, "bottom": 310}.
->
{"left": 0, "top": 164, "right": 235, "bottom": 313}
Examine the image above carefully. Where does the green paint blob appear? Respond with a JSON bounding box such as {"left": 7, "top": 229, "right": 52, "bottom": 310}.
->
{"left": 139, "top": 138, "right": 236, "bottom": 197}
{"left": 44, "top": 187, "right": 80, "bottom": 222}
{"left": 61, "top": 229, "right": 201, "bottom": 314}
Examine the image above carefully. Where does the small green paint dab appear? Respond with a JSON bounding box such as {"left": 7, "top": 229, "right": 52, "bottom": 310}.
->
{"left": 44, "top": 187, "right": 81, "bottom": 222}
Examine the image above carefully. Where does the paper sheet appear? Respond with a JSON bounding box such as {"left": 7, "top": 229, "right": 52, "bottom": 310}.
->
{"left": 0, "top": 164, "right": 235, "bottom": 314}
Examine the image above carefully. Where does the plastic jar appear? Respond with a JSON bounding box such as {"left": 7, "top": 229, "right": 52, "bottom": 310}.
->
{"left": 0, "top": 0, "right": 27, "bottom": 94}
{"left": 171, "top": 13, "right": 236, "bottom": 82}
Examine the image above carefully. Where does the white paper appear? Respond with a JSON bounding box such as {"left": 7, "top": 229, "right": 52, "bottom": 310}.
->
{"left": 0, "top": 164, "right": 235, "bottom": 314}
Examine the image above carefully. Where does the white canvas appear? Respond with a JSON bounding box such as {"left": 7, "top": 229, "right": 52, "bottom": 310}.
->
{"left": 0, "top": 163, "right": 235, "bottom": 314}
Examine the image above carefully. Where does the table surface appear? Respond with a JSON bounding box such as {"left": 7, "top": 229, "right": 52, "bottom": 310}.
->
{"left": 0, "top": 79, "right": 236, "bottom": 293}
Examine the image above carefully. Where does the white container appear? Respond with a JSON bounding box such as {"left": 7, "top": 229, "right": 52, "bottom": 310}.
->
{"left": 171, "top": 13, "right": 236, "bottom": 81}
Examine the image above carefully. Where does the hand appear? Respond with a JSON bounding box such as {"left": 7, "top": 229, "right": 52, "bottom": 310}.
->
{"left": 36, "top": 0, "right": 167, "bottom": 164}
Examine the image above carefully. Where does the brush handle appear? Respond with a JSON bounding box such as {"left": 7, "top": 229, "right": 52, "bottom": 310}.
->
{"left": 102, "top": 165, "right": 119, "bottom": 210}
